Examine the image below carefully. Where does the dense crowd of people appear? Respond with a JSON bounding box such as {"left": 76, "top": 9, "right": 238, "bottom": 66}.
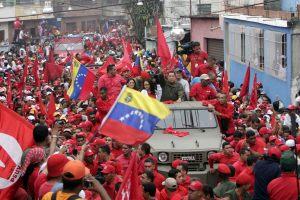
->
{"left": 1, "top": 20, "right": 300, "bottom": 200}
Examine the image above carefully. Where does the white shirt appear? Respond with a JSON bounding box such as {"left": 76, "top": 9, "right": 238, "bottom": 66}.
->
{"left": 178, "top": 78, "right": 190, "bottom": 100}
{"left": 283, "top": 113, "right": 300, "bottom": 129}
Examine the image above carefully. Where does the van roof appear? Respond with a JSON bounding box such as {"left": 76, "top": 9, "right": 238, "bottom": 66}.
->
{"left": 167, "top": 101, "right": 208, "bottom": 110}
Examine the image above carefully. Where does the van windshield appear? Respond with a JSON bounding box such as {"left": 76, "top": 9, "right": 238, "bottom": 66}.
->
{"left": 155, "top": 109, "right": 217, "bottom": 130}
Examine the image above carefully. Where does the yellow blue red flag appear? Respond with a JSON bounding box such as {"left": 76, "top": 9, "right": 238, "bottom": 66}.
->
{"left": 100, "top": 86, "right": 170, "bottom": 145}
{"left": 67, "top": 59, "right": 96, "bottom": 100}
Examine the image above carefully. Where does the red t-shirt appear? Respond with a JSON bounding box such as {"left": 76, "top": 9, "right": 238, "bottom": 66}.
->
{"left": 116, "top": 154, "right": 131, "bottom": 176}
{"left": 28, "top": 167, "right": 40, "bottom": 199}
{"left": 235, "top": 138, "right": 266, "bottom": 154}
{"left": 267, "top": 172, "right": 300, "bottom": 200}
{"left": 103, "top": 176, "right": 122, "bottom": 199}
{"left": 240, "top": 166, "right": 255, "bottom": 194}
{"left": 154, "top": 171, "right": 165, "bottom": 191}
{"left": 208, "top": 152, "right": 240, "bottom": 168}
{"left": 196, "top": 63, "right": 217, "bottom": 77}
{"left": 231, "top": 159, "right": 247, "bottom": 181}
{"left": 188, "top": 51, "right": 208, "bottom": 77}
{"left": 190, "top": 83, "right": 217, "bottom": 101}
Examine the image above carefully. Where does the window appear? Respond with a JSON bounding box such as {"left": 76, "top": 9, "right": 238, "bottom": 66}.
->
{"left": 245, "top": 27, "right": 264, "bottom": 70}
{"left": 66, "top": 22, "right": 77, "bottom": 34}
{"left": 264, "top": 31, "right": 287, "bottom": 80}
{"left": 155, "top": 109, "right": 217, "bottom": 130}
{"left": 0, "top": 30, "right": 4, "bottom": 43}
{"left": 81, "top": 21, "right": 86, "bottom": 32}
{"left": 229, "top": 24, "right": 243, "bottom": 62}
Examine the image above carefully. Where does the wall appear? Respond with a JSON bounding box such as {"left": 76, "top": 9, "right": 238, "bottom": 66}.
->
{"left": 224, "top": 18, "right": 293, "bottom": 105}
{"left": 0, "top": 23, "right": 9, "bottom": 42}
{"left": 60, "top": 16, "right": 100, "bottom": 34}
{"left": 281, "top": 0, "right": 300, "bottom": 12}
{"left": 191, "top": 18, "right": 223, "bottom": 52}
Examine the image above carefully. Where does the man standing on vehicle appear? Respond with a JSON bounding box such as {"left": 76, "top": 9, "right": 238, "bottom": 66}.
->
{"left": 190, "top": 74, "right": 217, "bottom": 101}
{"left": 203, "top": 92, "right": 235, "bottom": 135}
{"left": 186, "top": 42, "right": 208, "bottom": 77}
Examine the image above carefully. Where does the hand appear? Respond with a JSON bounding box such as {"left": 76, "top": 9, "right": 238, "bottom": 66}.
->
{"left": 209, "top": 168, "right": 216, "bottom": 173}
{"left": 51, "top": 124, "right": 61, "bottom": 136}
{"left": 176, "top": 98, "right": 182, "bottom": 103}
{"left": 59, "top": 145, "right": 68, "bottom": 154}
{"left": 85, "top": 174, "right": 102, "bottom": 191}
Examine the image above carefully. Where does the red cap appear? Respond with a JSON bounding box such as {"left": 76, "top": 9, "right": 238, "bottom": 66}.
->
{"left": 288, "top": 105, "right": 297, "bottom": 110}
{"left": 189, "top": 180, "right": 203, "bottom": 191}
{"left": 101, "top": 164, "right": 116, "bottom": 174}
{"left": 47, "top": 154, "right": 69, "bottom": 178}
{"left": 268, "top": 147, "right": 281, "bottom": 159}
{"left": 259, "top": 127, "right": 271, "bottom": 136}
{"left": 62, "top": 160, "right": 90, "bottom": 180}
{"left": 279, "top": 144, "right": 290, "bottom": 152}
{"left": 172, "top": 159, "right": 183, "bottom": 168}
{"left": 86, "top": 107, "right": 94, "bottom": 114}
{"left": 84, "top": 149, "right": 95, "bottom": 157}
{"left": 236, "top": 173, "right": 252, "bottom": 185}
{"left": 92, "top": 138, "right": 106, "bottom": 146}
{"left": 141, "top": 71, "right": 151, "bottom": 79}
{"left": 217, "top": 164, "right": 231, "bottom": 174}
{"left": 84, "top": 121, "right": 93, "bottom": 128}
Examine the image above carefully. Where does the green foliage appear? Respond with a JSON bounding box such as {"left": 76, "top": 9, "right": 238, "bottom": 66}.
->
{"left": 124, "top": 0, "right": 162, "bottom": 45}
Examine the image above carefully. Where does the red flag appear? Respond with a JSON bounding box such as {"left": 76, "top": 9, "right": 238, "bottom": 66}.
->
{"left": 47, "top": 94, "right": 56, "bottom": 123}
{"left": 239, "top": 64, "right": 250, "bottom": 98}
{"left": 250, "top": 73, "right": 258, "bottom": 108}
{"left": 37, "top": 91, "right": 47, "bottom": 116}
{"left": 6, "top": 73, "right": 13, "bottom": 109}
{"left": 44, "top": 63, "right": 64, "bottom": 82}
{"left": 115, "top": 152, "right": 143, "bottom": 200}
{"left": 32, "top": 58, "right": 40, "bottom": 87}
{"left": 222, "top": 70, "right": 230, "bottom": 95}
{"left": 156, "top": 18, "right": 171, "bottom": 70}
{"left": 116, "top": 39, "right": 132, "bottom": 72}
{"left": 0, "top": 103, "right": 34, "bottom": 199}
{"left": 126, "top": 40, "right": 133, "bottom": 56}
{"left": 98, "top": 56, "right": 115, "bottom": 75}
{"left": 44, "top": 49, "right": 64, "bottom": 82}
{"left": 18, "top": 56, "right": 29, "bottom": 96}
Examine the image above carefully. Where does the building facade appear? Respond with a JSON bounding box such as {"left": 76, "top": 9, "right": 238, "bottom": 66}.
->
{"left": 223, "top": 13, "right": 300, "bottom": 105}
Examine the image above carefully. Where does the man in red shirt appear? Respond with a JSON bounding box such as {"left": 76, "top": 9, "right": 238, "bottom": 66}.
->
{"left": 96, "top": 87, "right": 113, "bottom": 123}
{"left": 187, "top": 42, "right": 208, "bottom": 77}
{"left": 98, "top": 64, "right": 126, "bottom": 100}
{"left": 190, "top": 74, "right": 217, "bottom": 101}
{"left": 232, "top": 148, "right": 251, "bottom": 181}
{"left": 176, "top": 162, "right": 191, "bottom": 189}
{"left": 203, "top": 93, "right": 235, "bottom": 135}
{"left": 235, "top": 130, "right": 267, "bottom": 155}
{"left": 196, "top": 56, "right": 217, "bottom": 77}
{"left": 240, "top": 155, "right": 258, "bottom": 195}
{"left": 159, "top": 178, "right": 182, "bottom": 200}
{"left": 208, "top": 142, "right": 240, "bottom": 173}
{"left": 144, "top": 158, "right": 165, "bottom": 191}
{"left": 101, "top": 163, "right": 122, "bottom": 199}
{"left": 138, "top": 143, "right": 158, "bottom": 174}
{"left": 267, "top": 151, "right": 300, "bottom": 200}
{"left": 116, "top": 144, "right": 132, "bottom": 176}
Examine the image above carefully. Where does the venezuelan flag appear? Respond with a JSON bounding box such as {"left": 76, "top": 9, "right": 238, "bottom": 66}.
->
{"left": 100, "top": 87, "right": 170, "bottom": 145}
{"left": 67, "top": 59, "right": 96, "bottom": 100}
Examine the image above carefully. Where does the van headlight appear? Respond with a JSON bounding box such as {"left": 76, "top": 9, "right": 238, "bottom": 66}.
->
{"left": 158, "top": 152, "right": 168, "bottom": 162}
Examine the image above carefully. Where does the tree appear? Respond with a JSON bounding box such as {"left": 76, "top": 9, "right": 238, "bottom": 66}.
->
{"left": 124, "top": 0, "right": 162, "bottom": 46}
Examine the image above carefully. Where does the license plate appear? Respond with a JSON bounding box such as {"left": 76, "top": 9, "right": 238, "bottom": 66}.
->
{"left": 181, "top": 156, "right": 196, "bottom": 161}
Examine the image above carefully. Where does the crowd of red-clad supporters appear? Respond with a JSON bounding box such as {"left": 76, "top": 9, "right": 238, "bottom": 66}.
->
{"left": 1, "top": 21, "right": 300, "bottom": 200}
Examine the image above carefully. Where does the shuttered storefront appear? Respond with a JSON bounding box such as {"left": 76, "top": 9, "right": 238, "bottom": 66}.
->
{"left": 207, "top": 38, "right": 224, "bottom": 61}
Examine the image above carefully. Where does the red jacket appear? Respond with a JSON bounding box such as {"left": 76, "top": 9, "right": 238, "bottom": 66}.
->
{"left": 240, "top": 166, "right": 255, "bottom": 194}
{"left": 208, "top": 152, "right": 240, "bottom": 168}
{"left": 190, "top": 83, "right": 217, "bottom": 101}
{"left": 98, "top": 74, "right": 126, "bottom": 99}
{"left": 231, "top": 159, "right": 247, "bottom": 181}
{"left": 138, "top": 154, "right": 158, "bottom": 174}
{"left": 96, "top": 97, "right": 113, "bottom": 122}
{"left": 203, "top": 100, "right": 235, "bottom": 134}
{"left": 154, "top": 171, "right": 165, "bottom": 191}
{"left": 267, "top": 172, "right": 300, "bottom": 200}
{"left": 235, "top": 138, "right": 266, "bottom": 155}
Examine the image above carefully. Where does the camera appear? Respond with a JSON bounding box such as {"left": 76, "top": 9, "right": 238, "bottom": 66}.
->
{"left": 177, "top": 41, "right": 199, "bottom": 55}
{"left": 83, "top": 180, "right": 93, "bottom": 189}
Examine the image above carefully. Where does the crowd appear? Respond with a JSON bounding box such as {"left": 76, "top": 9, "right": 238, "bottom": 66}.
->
{"left": 1, "top": 20, "right": 300, "bottom": 200}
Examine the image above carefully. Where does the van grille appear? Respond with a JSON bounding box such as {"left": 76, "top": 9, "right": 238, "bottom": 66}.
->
{"left": 172, "top": 152, "right": 204, "bottom": 164}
